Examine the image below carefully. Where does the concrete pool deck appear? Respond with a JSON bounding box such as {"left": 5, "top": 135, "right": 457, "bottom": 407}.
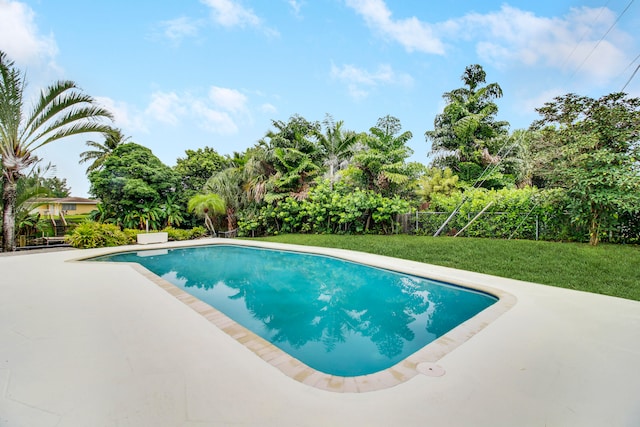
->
{"left": 1, "top": 239, "right": 639, "bottom": 426}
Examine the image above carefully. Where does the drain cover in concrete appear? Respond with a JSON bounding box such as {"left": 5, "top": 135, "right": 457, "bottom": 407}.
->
{"left": 416, "top": 363, "right": 445, "bottom": 377}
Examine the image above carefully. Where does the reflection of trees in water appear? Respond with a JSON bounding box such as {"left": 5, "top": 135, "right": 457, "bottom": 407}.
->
{"left": 425, "top": 283, "right": 496, "bottom": 337}
{"left": 205, "top": 248, "right": 432, "bottom": 357}
{"left": 115, "top": 246, "right": 450, "bottom": 358}
{"left": 357, "top": 277, "right": 430, "bottom": 357}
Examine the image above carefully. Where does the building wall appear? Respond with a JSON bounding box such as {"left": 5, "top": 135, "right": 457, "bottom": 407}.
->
{"left": 36, "top": 201, "right": 98, "bottom": 217}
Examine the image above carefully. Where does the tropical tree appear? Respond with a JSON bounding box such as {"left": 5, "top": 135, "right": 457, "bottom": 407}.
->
{"left": 174, "top": 147, "right": 228, "bottom": 197}
{"left": 316, "top": 114, "right": 358, "bottom": 188}
{"left": 130, "top": 200, "right": 164, "bottom": 230}
{"left": 258, "top": 115, "right": 322, "bottom": 197}
{"left": 347, "top": 115, "right": 417, "bottom": 197}
{"left": 498, "top": 129, "right": 547, "bottom": 188}
{"left": 162, "top": 194, "right": 184, "bottom": 227}
{"left": 14, "top": 160, "right": 71, "bottom": 197}
{"left": 426, "top": 64, "right": 509, "bottom": 171}
{"left": 187, "top": 193, "right": 225, "bottom": 235}
{"left": 241, "top": 149, "right": 274, "bottom": 204}
{"left": 88, "top": 143, "right": 180, "bottom": 227}
{"left": 88, "top": 202, "right": 115, "bottom": 224}
{"left": 415, "top": 167, "right": 460, "bottom": 206}
{"left": 1, "top": 160, "right": 54, "bottom": 240}
{"left": 204, "top": 166, "right": 243, "bottom": 231}
{"left": 531, "top": 92, "right": 640, "bottom": 245}
{"left": 79, "top": 127, "right": 130, "bottom": 173}
{"left": 0, "top": 51, "right": 113, "bottom": 251}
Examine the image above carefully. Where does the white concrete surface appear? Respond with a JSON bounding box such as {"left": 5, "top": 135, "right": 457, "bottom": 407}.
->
{"left": 1, "top": 239, "right": 639, "bottom": 426}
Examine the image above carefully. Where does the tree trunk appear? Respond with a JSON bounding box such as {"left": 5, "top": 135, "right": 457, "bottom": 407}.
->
{"left": 204, "top": 215, "right": 216, "bottom": 236}
{"left": 226, "top": 207, "right": 236, "bottom": 231}
{"left": 589, "top": 207, "right": 600, "bottom": 246}
{"left": 2, "top": 175, "right": 17, "bottom": 252}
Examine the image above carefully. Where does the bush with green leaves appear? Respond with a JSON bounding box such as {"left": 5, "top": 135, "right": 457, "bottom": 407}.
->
{"left": 66, "top": 222, "right": 131, "bottom": 249}
{"left": 163, "top": 226, "right": 207, "bottom": 241}
{"left": 238, "top": 180, "right": 410, "bottom": 236}
{"left": 424, "top": 187, "right": 568, "bottom": 239}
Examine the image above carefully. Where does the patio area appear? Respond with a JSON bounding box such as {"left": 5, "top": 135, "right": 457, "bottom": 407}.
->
{"left": 1, "top": 239, "right": 639, "bottom": 426}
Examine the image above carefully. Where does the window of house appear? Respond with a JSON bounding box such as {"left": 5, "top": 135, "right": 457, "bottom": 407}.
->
{"left": 62, "top": 204, "right": 77, "bottom": 211}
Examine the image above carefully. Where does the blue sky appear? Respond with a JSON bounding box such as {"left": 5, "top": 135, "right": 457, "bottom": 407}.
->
{"left": 1, "top": 0, "right": 639, "bottom": 197}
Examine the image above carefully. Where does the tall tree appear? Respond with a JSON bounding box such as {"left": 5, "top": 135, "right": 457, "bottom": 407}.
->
{"left": 1, "top": 160, "right": 55, "bottom": 239}
{"left": 79, "top": 127, "right": 130, "bottom": 174}
{"left": 89, "top": 143, "right": 180, "bottom": 227}
{"left": 174, "top": 147, "right": 228, "bottom": 196}
{"left": 204, "top": 166, "right": 243, "bottom": 231}
{"left": 0, "top": 51, "right": 113, "bottom": 251}
{"left": 241, "top": 148, "right": 274, "bottom": 204}
{"left": 426, "top": 64, "right": 509, "bottom": 171}
{"left": 531, "top": 92, "right": 640, "bottom": 245}
{"left": 348, "top": 115, "right": 417, "bottom": 197}
{"left": 258, "top": 115, "right": 322, "bottom": 197}
{"left": 316, "top": 114, "right": 358, "bottom": 188}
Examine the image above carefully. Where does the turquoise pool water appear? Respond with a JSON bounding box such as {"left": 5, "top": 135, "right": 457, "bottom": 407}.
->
{"left": 93, "top": 245, "right": 497, "bottom": 376}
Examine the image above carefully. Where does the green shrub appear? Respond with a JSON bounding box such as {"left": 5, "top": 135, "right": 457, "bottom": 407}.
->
{"left": 238, "top": 180, "right": 410, "bottom": 236}
{"left": 66, "top": 222, "right": 131, "bottom": 249}
{"left": 163, "top": 226, "right": 191, "bottom": 241}
{"left": 162, "top": 226, "right": 208, "bottom": 241}
{"left": 189, "top": 226, "right": 207, "bottom": 239}
{"left": 122, "top": 228, "right": 139, "bottom": 244}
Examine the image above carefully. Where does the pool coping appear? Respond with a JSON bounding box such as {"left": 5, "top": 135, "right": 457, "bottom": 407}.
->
{"left": 72, "top": 239, "right": 517, "bottom": 393}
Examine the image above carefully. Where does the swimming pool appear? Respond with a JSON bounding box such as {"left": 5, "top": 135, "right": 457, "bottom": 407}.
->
{"left": 92, "top": 244, "right": 497, "bottom": 377}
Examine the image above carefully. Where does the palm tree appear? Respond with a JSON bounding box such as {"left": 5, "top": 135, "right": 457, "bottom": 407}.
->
{"left": 350, "top": 116, "right": 415, "bottom": 196}
{"left": 426, "top": 64, "right": 509, "bottom": 169}
{"left": 316, "top": 114, "right": 358, "bottom": 188}
{"left": 258, "top": 115, "right": 322, "bottom": 196}
{"left": 187, "top": 193, "right": 225, "bottom": 236}
{"left": 0, "top": 51, "right": 113, "bottom": 251}
{"left": 204, "top": 167, "right": 243, "bottom": 231}
{"left": 242, "top": 151, "right": 273, "bottom": 204}
{"left": 79, "top": 127, "right": 130, "bottom": 173}
{"left": 8, "top": 160, "right": 53, "bottom": 240}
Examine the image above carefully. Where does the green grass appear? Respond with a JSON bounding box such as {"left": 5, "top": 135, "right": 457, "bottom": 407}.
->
{"left": 252, "top": 234, "right": 640, "bottom": 301}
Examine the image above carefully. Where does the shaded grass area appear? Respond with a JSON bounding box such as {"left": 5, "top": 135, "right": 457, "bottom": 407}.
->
{"left": 253, "top": 234, "right": 640, "bottom": 301}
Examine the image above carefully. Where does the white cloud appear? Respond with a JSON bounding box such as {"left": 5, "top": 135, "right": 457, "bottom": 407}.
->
{"left": 141, "top": 88, "right": 255, "bottom": 135}
{"left": 145, "top": 91, "right": 187, "bottom": 126}
{"left": 345, "top": 0, "right": 445, "bottom": 54}
{"left": 331, "top": 62, "right": 413, "bottom": 99}
{"left": 517, "top": 88, "right": 565, "bottom": 117}
{"left": 95, "top": 96, "right": 148, "bottom": 133}
{"left": 260, "top": 103, "right": 278, "bottom": 114}
{"left": 159, "top": 16, "right": 201, "bottom": 43}
{"left": 0, "top": 0, "right": 58, "bottom": 66}
{"left": 445, "top": 5, "right": 631, "bottom": 83}
{"left": 200, "top": 0, "right": 278, "bottom": 36}
{"left": 192, "top": 101, "right": 238, "bottom": 134}
{"left": 201, "top": 0, "right": 259, "bottom": 27}
{"left": 288, "top": 0, "right": 302, "bottom": 18}
{"left": 345, "top": 1, "right": 633, "bottom": 85}
{"left": 209, "top": 86, "right": 248, "bottom": 113}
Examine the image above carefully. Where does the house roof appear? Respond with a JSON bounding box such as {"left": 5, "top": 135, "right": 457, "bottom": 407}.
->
{"left": 37, "top": 197, "right": 98, "bottom": 204}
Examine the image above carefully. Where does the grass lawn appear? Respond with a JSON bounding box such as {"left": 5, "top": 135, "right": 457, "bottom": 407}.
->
{"left": 253, "top": 234, "right": 640, "bottom": 302}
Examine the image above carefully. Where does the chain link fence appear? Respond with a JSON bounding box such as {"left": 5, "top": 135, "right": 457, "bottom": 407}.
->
{"left": 398, "top": 211, "right": 640, "bottom": 243}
